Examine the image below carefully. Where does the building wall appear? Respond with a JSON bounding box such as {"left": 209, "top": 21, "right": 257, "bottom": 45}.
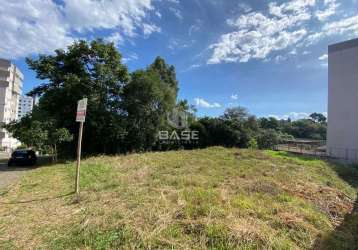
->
{"left": 0, "top": 58, "right": 23, "bottom": 151}
{"left": 18, "top": 95, "right": 34, "bottom": 120}
{"left": 327, "top": 38, "right": 358, "bottom": 160}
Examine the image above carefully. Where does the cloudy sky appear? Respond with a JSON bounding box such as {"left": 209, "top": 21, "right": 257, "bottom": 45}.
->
{"left": 1, "top": 0, "right": 357, "bottom": 119}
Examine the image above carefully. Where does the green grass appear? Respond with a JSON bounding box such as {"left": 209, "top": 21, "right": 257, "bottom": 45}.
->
{"left": 0, "top": 147, "right": 357, "bottom": 249}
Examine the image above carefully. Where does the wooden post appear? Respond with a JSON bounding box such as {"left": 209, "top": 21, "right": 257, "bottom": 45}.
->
{"left": 75, "top": 122, "right": 84, "bottom": 195}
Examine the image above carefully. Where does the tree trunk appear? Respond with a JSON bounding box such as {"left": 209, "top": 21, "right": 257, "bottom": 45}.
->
{"left": 54, "top": 144, "right": 57, "bottom": 163}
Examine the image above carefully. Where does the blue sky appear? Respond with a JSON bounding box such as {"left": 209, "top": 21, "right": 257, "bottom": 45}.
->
{"left": 1, "top": 0, "right": 358, "bottom": 119}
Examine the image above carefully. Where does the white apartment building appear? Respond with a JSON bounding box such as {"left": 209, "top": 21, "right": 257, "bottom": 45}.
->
{"left": 0, "top": 58, "right": 23, "bottom": 151}
{"left": 18, "top": 95, "right": 34, "bottom": 120}
{"left": 327, "top": 38, "right": 358, "bottom": 161}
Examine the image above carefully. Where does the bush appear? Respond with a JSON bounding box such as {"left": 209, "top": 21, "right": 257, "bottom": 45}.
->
{"left": 257, "top": 129, "right": 279, "bottom": 149}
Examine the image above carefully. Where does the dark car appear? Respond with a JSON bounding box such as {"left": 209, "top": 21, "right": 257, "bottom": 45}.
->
{"left": 8, "top": 150, "right": 37, "bottom": 167}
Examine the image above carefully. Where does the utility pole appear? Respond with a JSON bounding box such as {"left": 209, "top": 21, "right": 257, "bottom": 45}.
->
{"left": 75, "top": 98, "right": 87, "bottom": 196}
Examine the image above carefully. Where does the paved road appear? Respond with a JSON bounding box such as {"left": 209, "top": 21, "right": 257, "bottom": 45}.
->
{"left": 0, "top": 152, "right": 29, "bottom": 190}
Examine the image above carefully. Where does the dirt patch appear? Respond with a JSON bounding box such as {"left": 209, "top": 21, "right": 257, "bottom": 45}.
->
{"left": 0, "top": 164, "right": 28, "bottom": 190}
{"left": 281, "top": 182, "right": 355, "bottom": 225}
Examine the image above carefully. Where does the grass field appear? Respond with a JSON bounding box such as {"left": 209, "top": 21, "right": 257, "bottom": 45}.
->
{"left": 0, "top": 147, "right": 357, "bottom": 249}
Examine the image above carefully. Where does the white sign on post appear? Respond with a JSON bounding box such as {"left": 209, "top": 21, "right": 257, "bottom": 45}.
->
{"left": 76, "top": 98, "right": 87, "bottom": 122}
{"left": 75, "top": 98, "right": 87, "bottom": 197}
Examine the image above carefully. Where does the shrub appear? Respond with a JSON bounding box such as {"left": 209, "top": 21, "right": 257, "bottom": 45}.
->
{"left": 257, "top": 129, "right": 279, "bottom": 149}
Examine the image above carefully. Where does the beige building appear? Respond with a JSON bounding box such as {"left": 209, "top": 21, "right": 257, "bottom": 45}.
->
{"left": 0, "top": 58, "right": 23, "bottom": 151}
{"left": 327, "top": 38, "right": 358, "bottom": 161}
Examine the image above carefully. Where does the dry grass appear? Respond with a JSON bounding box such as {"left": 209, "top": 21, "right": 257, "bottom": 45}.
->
{"left": 0, "top": 147, "right": 357, "bottom": 249}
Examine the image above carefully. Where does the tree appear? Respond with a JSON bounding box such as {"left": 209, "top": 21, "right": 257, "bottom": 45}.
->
{"left": 26, "top": 39, "right": 130, "bottom": 154}
{"left": 257, "top": 129, "right": 279, "bottom": 149}
{"left": 3, "top": 117, "right": 72, "bottom": 161}
{"left": 222, "top": 107, "right": 249, "bottom": 125}
{"left": 259, "top": 117, "right": 280, "bottom": 130}
{"left": 287, "top": 119, "right": 321, "bottom": 139}
{"left": 3, "top": 118, "right": 48, "bottom": 150}
{"left": 121, "top": 68, "right": 176, "bottom": 151}
{"left": 47, "top": 127, "right": 73, "bottom": 162}
{"left": 196, "top": 117, "right": 240, "bottom": 147}
{"left": 310, "top": 113, "right": 327, "bottom": 124}
{"left": 220, "top": 107, "right": 258, "bottom": 147}
{"left": 148, "top": 57, "right": 179, "bottom": 97}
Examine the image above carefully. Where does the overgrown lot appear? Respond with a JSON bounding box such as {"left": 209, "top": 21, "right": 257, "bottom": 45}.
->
{"left": 0, "top": 147, "right": 357, "bottom": 249}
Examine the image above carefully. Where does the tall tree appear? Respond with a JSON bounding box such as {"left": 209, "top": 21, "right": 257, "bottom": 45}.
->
{"left": 122, "top": 68, "right": 176, "bottom": 151}
{"left": 148, "top": 57, "right": 179, "bottom": 97}
{"left": 26, "top": 39, "right": 129, "bottom": 154}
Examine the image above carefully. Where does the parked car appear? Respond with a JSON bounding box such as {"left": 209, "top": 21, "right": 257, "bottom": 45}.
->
{"left": 8, "top": 150, "right": 37, "bottom": 167}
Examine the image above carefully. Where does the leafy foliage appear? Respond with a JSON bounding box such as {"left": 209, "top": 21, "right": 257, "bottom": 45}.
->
{"left": 3, "top": 118, "right": 48, "bottom": 150}
{"left": 310, "top": 112, "right": 327, "bottom": 123}
{"left": 3, "top": 117, "right": 72, "bottom": 160}
{"left": 122, "top": 65, "right": 176, "bottom": 151}
{"left": 192, "top": 110, "right": 326, "bottom": 150}
{"left": 26, "top": 39, "right": 130, "bottom": 154}
{"left": 256, "top": 129, "right": 279, "bottom": 149}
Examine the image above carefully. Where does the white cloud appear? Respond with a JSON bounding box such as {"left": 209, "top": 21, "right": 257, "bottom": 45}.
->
{"left": 315, "top": 0, "right": 339, "bottom": 21}
{"left": 169, "top": 7, "right": 183, "bottom": 19}
{"left": 189, "top": 19, "right": 202, "bottom": 36}
{"left": 194, "top": 98, "right": 222, "bottom": 108}
{"left": 208, "top": 27, "right": 307, "bottom": 64}
{"left": 167, "top": 38, "right": 194, "bottom": 51}
{"left": 122, "top": 52, "right": 139, "bottom": 63}
{"left": 238, "top": 3, "right": 252, "bottom": 13}
{"left": 274, "top": 55, "right": 288, "bottom": 63}
{"left": 230, "top": 94, "right": 238, "bottom": 100}
{"left": 319, "top": 52, "right": 328, "bottom": 67}
{"left": 0, "top": 0, "right": 159, "bottom": 59}
{"left": 318, "top": 54, "right": 328, "bottom": 60}
{"left": 142, "top": 23, "right": 161, "bottom": 36}
{"left": 155, "top": 11, "right": 162, "bottom": 18}
{"left": 189, "top": 64, "right": 201, "bottom": 69}
{"left": 303, "top": 32, "right": 324, "bottom": 46}
{"left": 0, "top": 0, "right": 73, "bottom": 59}
{"left": 207, "top": 0, "right": 357, "bottom": 64}
{"left": 287, "top": 112, "right": 310, "bottom": 120}
{"left": 269, "top": 112, "right": 310, "bottom": 120}
{"left": 63, "top": 0, "right": 153, "bottom": 36}
{"left": 105, "top": 32, "right": 124, "bottom": 47}
{"left": 300, "top": 14, "right": 358, "bottom": 48}
{"left": 167, "top": 0, "right": 183, "bottom": 20}
{"left": 322, "top": 15, "right": 358, "bottom": 36}
{"left": 208, "top": 0, "right": 314, "bottom": 64}
{"left": 289, "top": 49, "right": 297, "bottom": 55}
